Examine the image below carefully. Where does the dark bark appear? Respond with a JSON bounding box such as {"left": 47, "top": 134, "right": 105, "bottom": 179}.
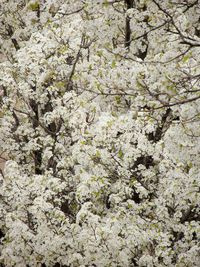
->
{"left": 147, "top": 108, "right": 172, "bottom": 142}
{"left": 125, "top": 0, "right": 134, "bottom": 48}
{"left": 132, "top": 155, "right": 155, "bottom": 170}
{"left": 6, "top": 25, "right": 20, "bottom": 50}
{"left": 29, "top": 96, "right": 43, "bottom": 174}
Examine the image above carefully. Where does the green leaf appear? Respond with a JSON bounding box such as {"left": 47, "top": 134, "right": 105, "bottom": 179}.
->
{"left": 112, "top": 60, "right": 116, "bottom": 67}
{"left": 183, "top": 55, "right": 189, "bottom": 63}
{"left": 29, "top": 1, "right": 38, "bottom": 11}
{"left": 56, "top": 82, "right": 66, "bottom": 87}
{"left": 94, "top": 192, "right": 99, "bottom": 197}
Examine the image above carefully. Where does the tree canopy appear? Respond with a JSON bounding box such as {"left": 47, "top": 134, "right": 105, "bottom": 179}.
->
{"left": 0, "top": 0, "right": 200, "bottom": 266}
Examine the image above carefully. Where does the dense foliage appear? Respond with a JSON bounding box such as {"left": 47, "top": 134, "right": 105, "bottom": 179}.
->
{"left": 0, "top": 0, "right": 200, "bottom": 266}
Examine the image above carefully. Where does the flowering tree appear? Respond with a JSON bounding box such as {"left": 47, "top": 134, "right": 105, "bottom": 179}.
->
{"left": 0, "top": 0, "right": 200, "bottom": 266}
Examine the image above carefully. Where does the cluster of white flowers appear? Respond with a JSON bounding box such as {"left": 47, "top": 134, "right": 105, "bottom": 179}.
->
{"left": 0, "top": 0, "right": 200, "bottom": 266}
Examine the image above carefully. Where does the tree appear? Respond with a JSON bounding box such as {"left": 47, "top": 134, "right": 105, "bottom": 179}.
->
{"left": 0, "top": 0, "right": 200, "bottom": 266}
